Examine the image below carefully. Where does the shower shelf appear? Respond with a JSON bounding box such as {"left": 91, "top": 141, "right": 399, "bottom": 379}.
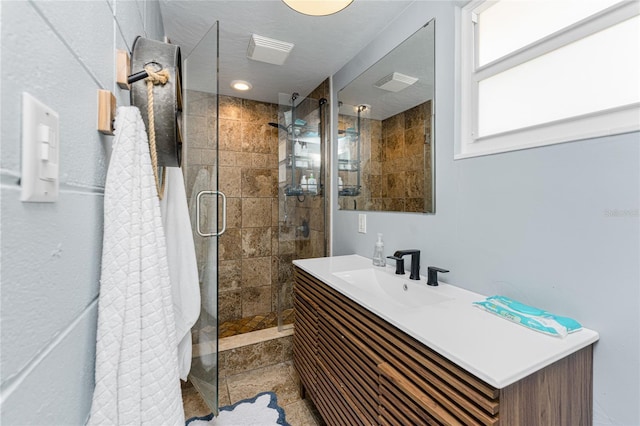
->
{"left": 287, "top": 137, "right": 321, "bottom": 145}
{"left": 279, "top": 96, "right": 327, "bottom": 199}
{"left": 337, "top": 159, "right": 360, "bottom": 171}
{"left": 291, "top": 123, "right": 320, "bottom": 133}
{"left": 337, "top": 106, "right": 364, "bottom": 198}
{"left": 287, "top": 154, "right": 319, "bottom": 169}
{"left": 338, "top": 185, "right": 361, "bottom": 196}
{"left": 284, "top": 186, "right": 322, "bottom": 197}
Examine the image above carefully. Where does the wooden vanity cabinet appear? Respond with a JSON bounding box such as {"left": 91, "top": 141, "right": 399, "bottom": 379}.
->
{"left": 293, "top": 267, "right": 593, "bottom": 426}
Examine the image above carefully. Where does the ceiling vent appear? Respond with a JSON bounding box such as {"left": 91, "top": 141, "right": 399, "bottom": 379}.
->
{"left": 374, "top": 72, "right": 419, "bottom": 92}
{"left": 247, "top": 34, "right": 294, "bottom": 66}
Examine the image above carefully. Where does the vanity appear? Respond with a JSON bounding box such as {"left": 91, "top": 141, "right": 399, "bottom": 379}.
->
{"left": 292, "top": 255, "right": 599, "bottom": 425}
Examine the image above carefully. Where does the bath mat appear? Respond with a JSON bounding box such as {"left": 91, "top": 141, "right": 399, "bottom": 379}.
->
{"left": 185, "top": 391, "right": 289, "bottom": 426}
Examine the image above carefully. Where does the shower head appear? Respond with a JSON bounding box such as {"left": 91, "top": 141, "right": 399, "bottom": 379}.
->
{"left": 268, "top": 122, "right": 289, "bottom": 132}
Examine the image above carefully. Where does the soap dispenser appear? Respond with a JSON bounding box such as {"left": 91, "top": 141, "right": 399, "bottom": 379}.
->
{"left": 372, "top": 233, "right": 386, "bottom": 267}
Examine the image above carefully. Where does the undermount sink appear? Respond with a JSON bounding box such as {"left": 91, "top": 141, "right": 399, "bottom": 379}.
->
{"left": 332, "top": 268, "right": 452, "bottom": 309}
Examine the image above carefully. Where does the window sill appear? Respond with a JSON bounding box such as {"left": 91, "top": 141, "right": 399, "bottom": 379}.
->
{"left": 455, "top": 103, "right": 640, "bottom": 159}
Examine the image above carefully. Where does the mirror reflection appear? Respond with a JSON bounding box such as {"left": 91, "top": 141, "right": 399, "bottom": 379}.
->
{"left": 337, "top": 20, "right": 435, "bottom": 213}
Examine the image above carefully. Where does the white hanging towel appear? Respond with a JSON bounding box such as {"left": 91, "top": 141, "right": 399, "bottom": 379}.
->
{"left": 89, "top": 107, "right": 184, "bottom": 426}
{"left": 160, "top": 167, "right": 201, "bottom": 380}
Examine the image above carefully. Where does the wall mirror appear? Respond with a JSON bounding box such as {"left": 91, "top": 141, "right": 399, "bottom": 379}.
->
{"left": 337, "top": 20, "right": 435, "bottom": 213}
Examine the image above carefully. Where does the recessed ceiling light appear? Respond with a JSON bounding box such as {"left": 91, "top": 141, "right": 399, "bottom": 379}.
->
{"left": 231, "top": 80, "right": 252, "bottom": 91}
{"left": 282, "top": 0, "right": 353, "bottom": 16}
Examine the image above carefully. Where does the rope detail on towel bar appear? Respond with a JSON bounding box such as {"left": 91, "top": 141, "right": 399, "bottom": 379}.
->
{"left": 145, "top": 65, "right": 170, "bottom": 200}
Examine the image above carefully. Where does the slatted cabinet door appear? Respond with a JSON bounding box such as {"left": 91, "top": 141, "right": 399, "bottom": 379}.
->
{"left": 293, "top": 266, "right": 593, "bottom": 426}
{"left": 292, "top": 273, "right": 318, "bottom": 400}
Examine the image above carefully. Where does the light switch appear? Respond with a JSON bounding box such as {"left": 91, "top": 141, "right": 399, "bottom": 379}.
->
{"left": 21, "top": 93, "right": 59, "bottom": 202}
{"left": 40, "top": 141, "right": 50, "bottom": 161}
{"left": 39, "top": 124, "right": 50, "bottom": 142}
{"left": 358, "top": 213, "right": 367, "bottom": 234}
{"left": 41, "top": 163, "right": 58, "bottom": 181}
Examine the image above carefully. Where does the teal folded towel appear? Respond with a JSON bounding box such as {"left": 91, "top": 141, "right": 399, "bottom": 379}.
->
{"left": 473, "top": 295, "right": 582, "bottom": 337}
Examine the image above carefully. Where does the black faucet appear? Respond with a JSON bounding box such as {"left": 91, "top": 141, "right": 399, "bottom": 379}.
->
{"left": 387, "top": 250, "right": 420, "bottom": 280}
{"left": 387, "top": 255, "right": 405, "bottom": 275}
{"left": 427, "top": 266, "right": 449, "bottom": 286}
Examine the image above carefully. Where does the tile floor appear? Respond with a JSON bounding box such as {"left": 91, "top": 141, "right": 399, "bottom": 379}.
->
{"left": 182, "top": 361, "right": 323, "bottom": 425}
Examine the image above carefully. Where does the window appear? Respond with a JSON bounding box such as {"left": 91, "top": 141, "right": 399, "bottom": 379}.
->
{"left": 457, "top": 0, "right": 640, "bottom": 158}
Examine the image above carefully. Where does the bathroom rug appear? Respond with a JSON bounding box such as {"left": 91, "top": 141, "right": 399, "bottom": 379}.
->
{"left": 185, "top": 391, "right": 289, "bottom": 426}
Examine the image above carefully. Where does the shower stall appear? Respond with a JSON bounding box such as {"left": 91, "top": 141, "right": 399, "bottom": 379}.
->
{"left": 181, "top": 22, "right": 329, "bottom": 414}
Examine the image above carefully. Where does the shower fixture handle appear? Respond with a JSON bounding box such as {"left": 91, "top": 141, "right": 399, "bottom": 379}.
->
{"left": 196, "top": 190, "right": 227, "bottom": 237}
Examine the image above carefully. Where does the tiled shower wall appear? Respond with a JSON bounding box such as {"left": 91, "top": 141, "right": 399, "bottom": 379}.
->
{"left": 380, "top": 100, "right": 432, "bottom": 212}
{"left": 217, "top": 96, "right": 280, "bottom": 324}
{"left": 184, "top": 91, "right": 279, "bottom": 325}
{"left": 338, "top": 100, "right": 432, "bottom": 212}
{"left": 185, "top": 81, "right": 328, "bottom": 330}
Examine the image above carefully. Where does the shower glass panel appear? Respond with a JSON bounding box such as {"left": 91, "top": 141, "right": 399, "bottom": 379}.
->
{"left": 182, "top": 22, "right": 220, "bottom": 415}
{"left": 277, "top": 93, "right": 328, "bottom": 330}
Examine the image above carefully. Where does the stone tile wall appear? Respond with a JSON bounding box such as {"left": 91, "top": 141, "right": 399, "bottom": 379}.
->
{"left": 217, "top": 96, "right": 279, "bottom": 323}
{"left": 185, "top": 82, "right": 328, "bottom": 332}
{"left": 184, "top": 91, "right": 279, "bottom": 325}
{"left": 338, "top": 100, "right": 432, "bottom": 213}
{"left": 380, "top": 100, "right": 432, "bottom": 212}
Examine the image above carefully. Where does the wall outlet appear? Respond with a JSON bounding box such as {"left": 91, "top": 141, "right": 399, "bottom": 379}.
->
{"left": 358, "top": 214, "right": 367, "bottom": 233}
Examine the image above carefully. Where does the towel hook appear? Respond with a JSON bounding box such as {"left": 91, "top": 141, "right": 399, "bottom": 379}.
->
{"left": 127, "top": 61, "right": 163, "bottom": 85}
{"left": 129, "top": 36, "right": 182, "bottom": 167}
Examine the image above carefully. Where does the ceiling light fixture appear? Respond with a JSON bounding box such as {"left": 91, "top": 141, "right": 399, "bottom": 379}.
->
{"left": 282, "top": 0, "right": 353, "bottom": 16}
{"left": 231, "top": 80, "right": 252, "bottom": 91}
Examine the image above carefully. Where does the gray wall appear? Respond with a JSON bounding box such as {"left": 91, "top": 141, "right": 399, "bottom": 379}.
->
{"left": 0, "top": 1, "right": 164, "bottom": 424}
{"left": 332, "top": 2, "right": 639, "bottom": 425}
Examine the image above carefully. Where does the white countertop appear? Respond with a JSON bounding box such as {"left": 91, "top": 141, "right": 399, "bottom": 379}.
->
{"left": 293, "top": 254, "right": 599, "bottom": 389}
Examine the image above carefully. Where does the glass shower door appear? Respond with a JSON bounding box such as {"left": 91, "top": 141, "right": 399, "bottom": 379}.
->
{"left": 276, "top": 92, "right": 328, "bottom": 330}
{"left": 182, "top": 22, "right": 220, "bottom": 415}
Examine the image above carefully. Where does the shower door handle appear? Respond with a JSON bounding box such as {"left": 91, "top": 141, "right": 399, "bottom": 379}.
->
{"left": 196, "top": 190, "right": 227, "bottom": 237}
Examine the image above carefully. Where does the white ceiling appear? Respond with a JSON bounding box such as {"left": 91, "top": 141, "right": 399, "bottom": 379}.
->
{"left": 338, "top": 20, "right": 434, "bottom": 120}
{"left": 159, "top": 0, "right": 414, "bottom": 105}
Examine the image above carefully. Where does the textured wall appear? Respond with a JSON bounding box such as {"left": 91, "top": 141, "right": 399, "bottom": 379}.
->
{"left": 0, "top": 1, "right": 164, "bottom": 424}
{"left": 332, "top": 2, "right": 639, "bottom": 425}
